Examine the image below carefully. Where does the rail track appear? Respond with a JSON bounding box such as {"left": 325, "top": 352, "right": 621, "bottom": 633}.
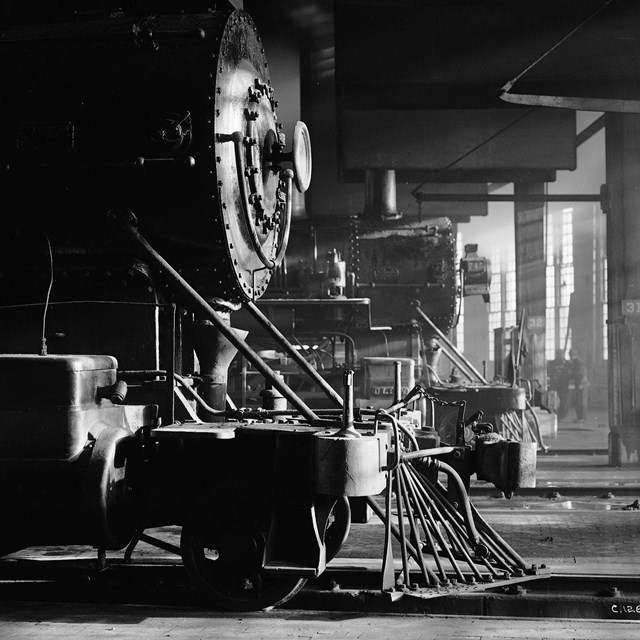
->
{"left": 1, "top": 555, "right": 638, "bottom": 620}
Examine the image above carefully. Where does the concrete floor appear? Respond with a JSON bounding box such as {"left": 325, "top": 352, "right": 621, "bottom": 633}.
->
{"left": 1, "top": 602, "right": 640, "bottom": 640}
{"left": 2, "top": 409, "right": 639, "bottom": 638}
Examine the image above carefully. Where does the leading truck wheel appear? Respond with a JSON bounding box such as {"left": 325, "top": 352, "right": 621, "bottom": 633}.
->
{"left": 180, "top": 493, "right": 306, "bottom": 611}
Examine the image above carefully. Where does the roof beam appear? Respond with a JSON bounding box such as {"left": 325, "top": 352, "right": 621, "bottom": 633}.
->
{"left": 414, "top": 193, "right": 602, "bottom": 203}
{"left": 341, "top": 169, "right": 557, "bottom": 184}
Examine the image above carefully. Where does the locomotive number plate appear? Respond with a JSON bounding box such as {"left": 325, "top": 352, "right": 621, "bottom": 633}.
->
{"left": 372, "top": 267, "right": 399, "bottom": 283}
{"left": 371, "top": 385, "right": 410, "bottom": 396}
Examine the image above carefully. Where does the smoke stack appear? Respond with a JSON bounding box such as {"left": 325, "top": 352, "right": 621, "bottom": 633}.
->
{"left": 363, "top": 169, "right": 402, "bottom": 221}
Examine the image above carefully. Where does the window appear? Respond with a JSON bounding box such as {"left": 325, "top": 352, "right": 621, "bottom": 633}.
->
{"left": 488, "top": 245, "right": 516, "bottom": 360}
{"left": 602, "top": 256, "right": 608, "bottom": 360}
{"left": 545, "top": 208, "right": 574, "bottom": 359}
{"left": 546, "top": 215, "right": 556, "bottom": 359}
{"left": 455, "top": 232, "right": 464, "bottom": 352}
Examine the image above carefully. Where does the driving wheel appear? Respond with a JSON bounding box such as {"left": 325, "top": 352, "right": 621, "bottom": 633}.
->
{"left": 324, "top": 496, "right": 351, "bottom": 563}
{"left": 180, "top": 492, "right": 306, "bottom": 611}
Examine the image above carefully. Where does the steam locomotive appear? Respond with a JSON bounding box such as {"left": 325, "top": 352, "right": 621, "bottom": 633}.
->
{"left": 0, "top": 6, "right": 391, "bottom": 610}
{"left": 0, "top": 4, "right": 539, "bottom": 611}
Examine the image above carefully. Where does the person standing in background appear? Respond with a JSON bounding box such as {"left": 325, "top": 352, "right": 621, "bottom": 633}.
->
{"left": 548, "top": 350, "right": 570, "bottom": 421}
{"left": 568, "top": 348, "right": 589, "bottom": 421}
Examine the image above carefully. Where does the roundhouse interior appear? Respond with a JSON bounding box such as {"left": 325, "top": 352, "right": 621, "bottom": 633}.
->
{"left": 0, "top": 1, "right": 638, "bottom": 637}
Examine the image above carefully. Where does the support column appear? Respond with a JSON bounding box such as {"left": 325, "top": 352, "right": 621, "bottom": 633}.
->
{"left": 604, "top": 113, "right": 640, "bottom": 464}
{"left": 514, "top": 183, "right": 547, "bottom": 387}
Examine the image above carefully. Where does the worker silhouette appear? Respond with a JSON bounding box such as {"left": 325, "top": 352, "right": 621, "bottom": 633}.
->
{"left": 548, "top": 350, "right": 569, "bottom": 420}
{"left": 567, "top": 348, "right": 589, "bottom": 421}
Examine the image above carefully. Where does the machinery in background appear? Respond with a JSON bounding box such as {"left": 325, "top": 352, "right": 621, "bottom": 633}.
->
{"left": 413, "top": 302, "right": 547, "bottom": 449}
{"left": 233, "top": 204, "right": 546, "bottom": 447}
{"left": 231, "top": 212, "right": 458, "bottom": 410}
{"left": 349, "top": 215, "right": 457, "bottom": 331}
{"left": 460, "top": 243, "right": 491, "bottom": 302}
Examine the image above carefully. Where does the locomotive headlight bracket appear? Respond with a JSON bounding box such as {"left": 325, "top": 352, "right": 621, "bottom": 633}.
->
{"left": 266, "top": 121, "right": 312, "bottom": 194}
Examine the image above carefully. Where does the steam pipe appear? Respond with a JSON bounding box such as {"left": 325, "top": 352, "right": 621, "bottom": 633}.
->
{"left": 364, "top": 496, "right": 422, "bottom": 563}
{"left": 401, "top": 446, "right": 455, "bottom": 460}
{"left": 434, "top": 458, "right": 484, "bottom": 552}
{"left": 413, "top": 462, "right": 486, "bottom": 557}
{"left": 174, "top": 373, "right": 225, "bottom": 416}
{"left": 115, "top": 211, "right": 318, "bottom": 423}
{"left": 470, "top": 502, "right": 527, "bottom": 569}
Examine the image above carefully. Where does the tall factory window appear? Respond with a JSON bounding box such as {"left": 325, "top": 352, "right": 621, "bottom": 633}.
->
{"left": 545, "top": 207, "right": 574, "bottom": 359}
{"left": 545, "top": 214, "right": 556, "bottom": 360}
{"left": 594, "top": 206, "right": 608, "bottom": 363}
{"left": 487, "top": 253, "right": 502, "bottom": 362}
{"left": 602, "top": 256, "right": 608, "bottom": 360}
{"left": 504, "top": 250, "right": 517, "bottom": 327}
{"left": 455, "top": 233, "right": 464, "bottom": 352}
{"left": 559, "top": 209, "right": 574, "bottom": 353}
{"left": 456, "top": 297, "right": 465, "bottom": 352}
{"left": 487, "top": 245, "right": 516, "bottom": 363}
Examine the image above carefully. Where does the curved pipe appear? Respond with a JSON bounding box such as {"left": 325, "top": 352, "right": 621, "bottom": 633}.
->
{"left": 173, "top": 373, "right": 226, "bottom": 416}
{"left": 401, "top": 446, "right": 454, "bottom": 461}
{"left": 431, "top": 458, "right": 487, "bottom": 557}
